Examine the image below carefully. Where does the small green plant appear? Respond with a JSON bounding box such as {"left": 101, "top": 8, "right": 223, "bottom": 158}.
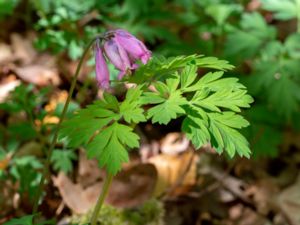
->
{"left": 2, "top": 28, "right": 253, "bottom": 225}
{"left": 54, "top": 30, "right": 252, "bottom": 224}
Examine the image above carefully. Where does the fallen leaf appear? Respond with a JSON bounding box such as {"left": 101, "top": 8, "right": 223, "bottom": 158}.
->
{"left": 0, "top": 78, "right": 20, "bottom": 102}
{"left": 160, "top": 132, "right": 189, "bottom": 155}
{"left": 14, "top": 65, "right": 60, "bottom": 86}
{"left": 107, "top": 163, "right": 157, "bottom": 208}
{"left": 11, "top": 33, "right": 36, "bottom": 65}
{"left": 0, "top": 43, "right": 13, "bottom": 64}
{"left": 77, "top": 149, "right": 103, "bottom": 187}
{"left": 277, "top": 175, "right": 300, "bottom": 225}
{"left": 149, "top": 151, "right": 198, "bottom": 197}
{"left": 53, "top": 163, "right": 157, "bottom": 213}
{"left": 53, "top": 172, "right": 98, "bottom": 214}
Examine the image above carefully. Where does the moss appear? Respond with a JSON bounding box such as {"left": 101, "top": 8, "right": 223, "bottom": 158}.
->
{"left": 70, "top": 199, "right": 164, "bottom": 225}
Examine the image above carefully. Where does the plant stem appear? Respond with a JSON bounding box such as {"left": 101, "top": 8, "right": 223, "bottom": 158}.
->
{"left": 90, "top": 173, "right": 114, "bottom": 225}
{"left": 32, "top": 38, "right": 96, "bottom": 214}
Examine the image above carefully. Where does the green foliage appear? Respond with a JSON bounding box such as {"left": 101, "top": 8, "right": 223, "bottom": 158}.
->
{"left": 0, "top": 0, "right": 19, "bottom": 18}
{"left": 10, "top": 156, "right": 43, "bottom": 201}
{"left": 71, "top": 199, "right": 164, "bottom": 225}
{"left": 225, "top": 12, "right": 276, "bottom": 59}
{"left": 50, "top": 149, "right": 77, "bottom": 173}
{"left": 3, "top": 214, "right": 55, "bottom": 225}
{"left": 261, "top": 0, "right": 300, "bottom": 20}
{"left": 60, "top": 55, "right": 253, "bottom": 174}
{"left": 60, "top": 92, "right": 142, "bottom": 175}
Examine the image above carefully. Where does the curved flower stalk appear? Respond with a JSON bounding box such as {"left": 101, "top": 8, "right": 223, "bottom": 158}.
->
{"left": 95, "top": 40, "right": 110, "bottom": 89}
{"left": 95, "top": 29, "right": 151, "bottom": 88}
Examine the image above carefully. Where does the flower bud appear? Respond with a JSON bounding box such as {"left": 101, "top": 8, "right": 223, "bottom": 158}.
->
{"left": 104, "top": 38, "right": 132, "bottom": 79}
{"left": 114, "top": 29, "right": 151, "bottom": 64}
{"left": 95, "top": 41, "right": 109, "bottom": 89}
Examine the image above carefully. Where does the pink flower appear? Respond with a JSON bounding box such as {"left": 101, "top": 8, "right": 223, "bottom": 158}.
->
{"left": 103, "top": 38, "right": 132, "bottom": 80}
{"left": 94, "top": 29, "right": 151, "bottom": 88}
{"left": 114, "top": 29, "right": 151, "bottom": 64}
{"left": 95, "top": 40, "right": 109, "bottom": 89}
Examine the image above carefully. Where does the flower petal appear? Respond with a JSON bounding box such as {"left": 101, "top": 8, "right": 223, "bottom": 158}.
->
{"left": 104, "top": 38, "right": 132, "bottom": 71}
{"left": 95, "top": 41, "right": 110, "bottom": 89}
{"left": 114, "top": 30, "right": 151, "bottom": 64}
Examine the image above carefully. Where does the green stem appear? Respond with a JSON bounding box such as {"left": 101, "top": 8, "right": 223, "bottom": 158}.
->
{"left": 90, "top": 173, "right": 114, "bottom": 225}
{"left": 297, "top": 0, "right": 300, "bottom": 33}
{"left": 32, "top": 38, "right": 96, "bottom": 214}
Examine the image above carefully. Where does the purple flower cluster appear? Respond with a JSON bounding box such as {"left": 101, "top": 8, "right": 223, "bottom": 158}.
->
{"left": 95, "top": 29, "right": 151, "bottom": 89}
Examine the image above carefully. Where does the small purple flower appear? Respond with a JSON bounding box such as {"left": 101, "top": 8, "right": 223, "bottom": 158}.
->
{"left": 114, "top": 29, "right": 151, "bottom": 64}
{"left": 94, "top": 29, "right": 151, "bottom": 88}
{"left": 103, "top": 38, "right": 132, "bottom": 80}
{"left": 95, "top": 40, "right": 109, "bottom": 89}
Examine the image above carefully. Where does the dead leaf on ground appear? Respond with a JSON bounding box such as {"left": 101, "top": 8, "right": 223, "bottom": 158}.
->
{"left": 244, "top": 178, "right": 279, "bottom": 215}
{"left": 77, "top": 149, "right": 103, "bottom": 187}
{"left": 160, "top": 132, "right": 189, "bottom": 155}
{"left": 53, "top": 163, "right": 157, "bottom": 213}
{"left": 0, "top": 78, "right": 20, "bottom": 102}
{"left": 149, "top": 150, "right": 198, "bottom": 197}
{"left": 277, "top": 174, "right": 300, "bottom": 225}
{"left": 236, "top": 208, "right": 269, "bottom": 225}
{"left": 10, "top": 33, "right": 37, "bottom": 65}
{"left": 53, "top": 172, "right": 100, "bottom": 214}
{"left": 0, "top": 43, "right": 13, "bottom": 64}
{"left": 107, "top": 163, "right": 157, "bottom": 208}
{"left": 14, "top": 65, "right": 60, "bottom": 86}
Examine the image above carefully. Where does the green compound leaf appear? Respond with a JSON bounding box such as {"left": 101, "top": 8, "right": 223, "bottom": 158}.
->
{"left": 225, "top": 12, "right": 276, "bottom": 59}
{"left": 208, "top": 113, "right": 251, "bottom": 157}
{"left": 60, "top": 55, "right": 254, "bottom": 174}
{"left": 261, "top": 0, "right": 298, "bottom": 20}
{"left": 86, "top": 122, "right": 139, "bottom": 174}
{"left": 128, "top": 55, "right": 234, "bottom": 84}
{"left": 59, "top": 95, "right": 120, "bottom": 148}
{"left": 50, "top": 149, "right": 77, "bottom": 173}
{"left": 59, "top": 93, "right": 141, "bottom": 175}
{"left": 179, "top": 66, "right": 253, "bottom": 157}
{"left": 120, "top": 86, "right": 146, "bottom": 124}
{"left": 142, "top": 75, "right": 188, "bottom": 124}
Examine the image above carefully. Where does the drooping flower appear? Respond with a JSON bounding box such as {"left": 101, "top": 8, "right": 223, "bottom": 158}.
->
{"left": 103, "top": 38, "right": 132, "bottom": 80}
{"left": 94, "top": 29, "right": 151, "bottom": 88}
{"left": 95, "top": 40, "right": 109, "bottom": 89}
{"left": 114, "top": 29, "right": 151, "bottom": 64}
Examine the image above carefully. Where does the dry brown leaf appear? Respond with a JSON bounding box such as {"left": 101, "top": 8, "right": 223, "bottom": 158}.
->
{"left": 53, "top": 163, "right": 157, "bottom": 213}
{"left": 244, "top": 179, "right": 279, "bottom": 215}
{"left": 236, "top": 208, "right": 268, "bottom": 225}
{"left": 11, "top": 33, "right": 37, "bottom": 65}
{"left": 107, "top": 163, "right": 157, "bottom": 208}
{"left": 14, "top": 65, "right": 60, "bottom": 86}
{"left": 44, "top": 91, "right": 68, "bottom": 113}
{"left": 149, "top": 151, "right": 198, "bottom": 197}
{"left": 247, "top": 0, "right": 261, "bottom": 11}
{"left": 0, "top": 157, "right": 10, "bottom": 170}
{"left": 42, "top": 115, "right": 59, "bottom": 125}
{"left": 160, "top": 132, "right": 189, "bottom": 155}
{"left": 77, "top": 150, "right": 103, "bottom": 187}
{"left": 277, "top": 175, "right": 300, "bottom": 225}
{"left": 53, "top": 172, "right": 100, "bottom": 214}
{"left": 0, "top": 43, "right": 13, "bottom": 64}
{"left": 0, "top": 79, "right": 20, "bottom": 102}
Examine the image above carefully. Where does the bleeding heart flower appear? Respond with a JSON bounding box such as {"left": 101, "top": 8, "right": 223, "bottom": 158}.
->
{"left": 103, "top": 38, "right": 132, "bottom": 80}
{"left": 94, "top": 29, "right": 151, "bottom": 88}
{"left": 95, "top": 40, "right": 109, "bottom": 89}
{"left": 114, "top": 29, "right": 151, "bottom": 64}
